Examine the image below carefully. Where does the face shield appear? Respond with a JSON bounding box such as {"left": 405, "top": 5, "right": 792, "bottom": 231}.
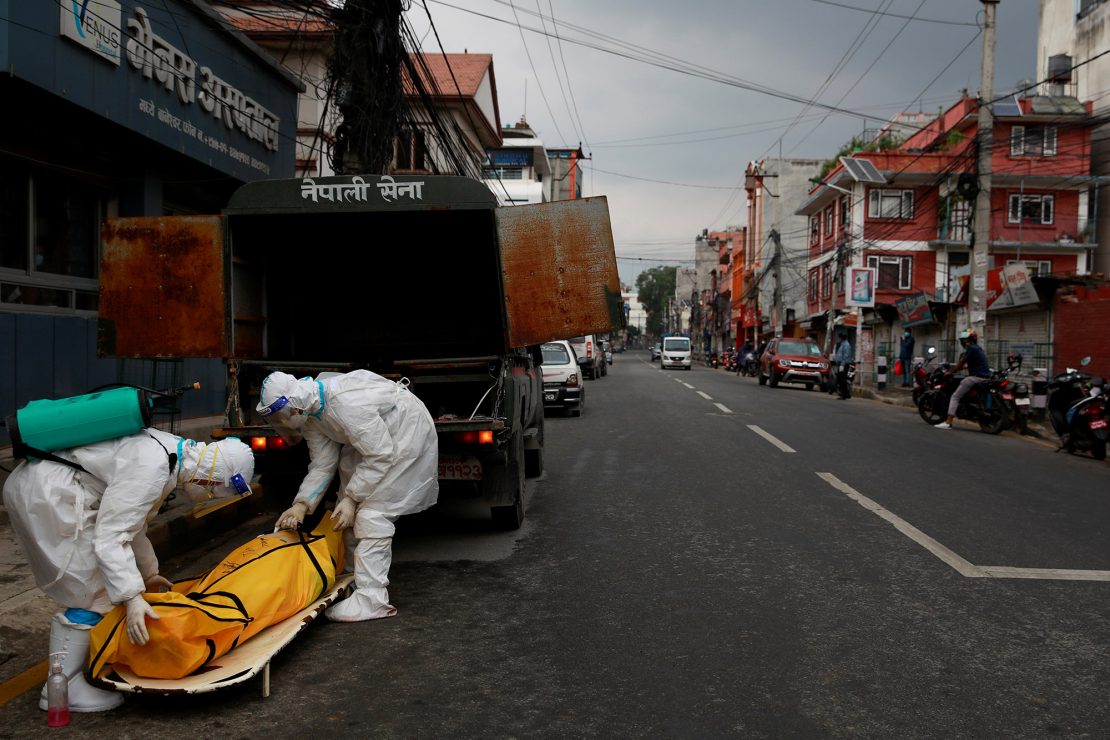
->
{"left": 258, "top": 395, "right": 307, "bottom": 445}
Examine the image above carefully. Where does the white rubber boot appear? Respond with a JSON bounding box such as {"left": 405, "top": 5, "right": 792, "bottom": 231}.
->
{"left": 38, "top": 613, "right": 124, "bottom": 712}
{"left": 326, "top": 537, "right": 397, "bottom": 622}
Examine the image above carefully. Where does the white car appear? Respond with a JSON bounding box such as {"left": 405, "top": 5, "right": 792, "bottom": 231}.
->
{"left": 661, "top": 336, "right": 692, "bottom": 370}
{"left": 540, "top": 340, "right": 584, "bottom": 416}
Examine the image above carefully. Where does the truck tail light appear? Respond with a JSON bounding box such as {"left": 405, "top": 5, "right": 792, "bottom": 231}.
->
{"left": 250, "top": 435, "right": 288, "bottom": 452}
{"left": 587, "top": 341, "right": 593, "bottom": 358}
{"left": 455, "top": 430, "right": 495, "bottom": 445}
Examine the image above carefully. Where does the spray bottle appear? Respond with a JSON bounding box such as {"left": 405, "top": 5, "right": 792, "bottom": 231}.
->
{"left": 46, "top": 652, "right": 69, "bottom": 727}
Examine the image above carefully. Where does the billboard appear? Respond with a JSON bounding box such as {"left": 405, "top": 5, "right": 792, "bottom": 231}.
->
{"left": 846, "top": 267, "right": 876, "bottom": 308}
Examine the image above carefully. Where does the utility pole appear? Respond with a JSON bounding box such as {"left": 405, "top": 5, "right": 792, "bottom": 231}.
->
{"left": 770, "top": 229, "right": 784, "bottom": 338}
{"left": 824, "top": 239, "right": 843, "bottom": 356}
{"left": 971, "top": 0, "right": 999, "bottom": 352}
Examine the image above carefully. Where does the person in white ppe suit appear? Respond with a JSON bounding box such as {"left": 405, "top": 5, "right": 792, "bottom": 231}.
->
{"left": 2, "top": 430, "right": 255, "bottom": 712}
{"left": 258, "top": 369, "right": 438, "bottom": 622}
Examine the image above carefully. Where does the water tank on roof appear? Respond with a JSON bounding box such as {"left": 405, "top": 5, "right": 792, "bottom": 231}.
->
{"left": 1047, "top": 54, "right": 1073, "bottom": 83}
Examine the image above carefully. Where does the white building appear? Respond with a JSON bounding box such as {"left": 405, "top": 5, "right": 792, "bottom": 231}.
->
{"left": 1038, "top": 0, "right": 1110, "bottom": 275}
{"left": 483, "top": 118, "right": 552, "bottom": 205}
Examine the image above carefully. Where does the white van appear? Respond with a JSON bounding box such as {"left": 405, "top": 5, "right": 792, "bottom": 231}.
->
{"left": 661, "top": 336, "right": 692, "bottom": 370}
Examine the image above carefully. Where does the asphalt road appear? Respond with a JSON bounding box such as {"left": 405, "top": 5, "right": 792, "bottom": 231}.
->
{"left": 5, "top": 350, "right": 1110, "bottom": 738}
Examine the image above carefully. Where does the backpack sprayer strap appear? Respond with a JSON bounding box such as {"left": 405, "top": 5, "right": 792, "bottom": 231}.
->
{"left": 12, "top": 443, "right": 89, "bottom": 474}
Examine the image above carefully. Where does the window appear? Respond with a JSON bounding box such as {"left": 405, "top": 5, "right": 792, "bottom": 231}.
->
{"left": 540, "top": 342, "right": 571, "bottom": 364}
{"left": 1008, "top": 194, "right": 1054, "bottom": 224}
{"left": 868, "top": 189, "right": 915, "bottom": 220}
{"left": 866, "top": 255, "right": 913, "bottom": 290}
{"left": 0, "top": 167, "right": 29, "bottom": 272}
{"left": 824, "top": 206, "right": 834, "bottom": 236}
{"left": 1006, "top": 259, "right": 1052, "bottom": 277}
{"left": 822, "top": 264, "right": 831, "bottom": 298}
{"left": 809, "top": 270, "right": 818, "bottom": 302}
{"left": 809, "top": 216, "right": 820, "bottom": 245}
{"left": 482, "top": 167, "right": 524, "bottom": 180}
{"left": 1, "top": 167, "right": 101, "bottom": 312}
{"left": 1010, "top": 125, "right": 1057, "bottom": 157}
{"left": 395, "top": 129, "right": 428, "bottom": 171}
{"left": 839, "top": 197, "right": 850, "bottom": 232}
{"left": 663, "top": 337, "right": 691, "bottom": 352}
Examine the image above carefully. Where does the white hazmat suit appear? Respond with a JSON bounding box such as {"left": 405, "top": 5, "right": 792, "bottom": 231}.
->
{"left": 258, "top": 370, "right": 438, "bottom": 622}
{"left": 2, "top": 430, "right": 254, "bottom": 712}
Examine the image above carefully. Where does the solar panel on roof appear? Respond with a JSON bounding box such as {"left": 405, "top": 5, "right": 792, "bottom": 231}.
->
{"left": 993, "top": 95, "right": 1022, "bottom": 117}
{"left": 840, "top": 157, "right": 885, "bottom": 184}
{"left": 841, "top": 157, "right": 864, "bottom": 181}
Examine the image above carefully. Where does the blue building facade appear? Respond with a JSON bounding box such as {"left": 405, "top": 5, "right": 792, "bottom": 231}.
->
{"left": 0, "top": 0, "right": 301, "bottom": 443}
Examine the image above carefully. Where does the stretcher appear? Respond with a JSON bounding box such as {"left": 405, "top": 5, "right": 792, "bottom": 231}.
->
{"left": 89, "top": 574, "right": 353, "bottom": 697}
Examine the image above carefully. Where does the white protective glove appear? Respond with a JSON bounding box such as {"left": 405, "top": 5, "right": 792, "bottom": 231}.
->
{"left": 144, "top": 574, "right": 173, "bottom": 593}
{"left": 276, "top": 501, "right": 309, "bottom": 531}
{"left": 125, "top": 595, "right": 159, "bottom": 646}
{"left": 330, "top": 497, "right": 357, "bottom": 531}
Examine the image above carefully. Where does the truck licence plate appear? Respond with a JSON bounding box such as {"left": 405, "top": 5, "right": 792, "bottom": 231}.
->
{"left": 438, "top": 455, "right": 483, "bottom": 480}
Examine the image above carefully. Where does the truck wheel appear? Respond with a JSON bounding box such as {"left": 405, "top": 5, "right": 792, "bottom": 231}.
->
{"left": 489, "top": 434, "right": 525, "bottom": 530}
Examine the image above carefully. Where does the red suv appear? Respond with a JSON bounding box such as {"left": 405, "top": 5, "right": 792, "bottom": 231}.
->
{"left": 758, "top": 337, "right": 831, "bottom": 391}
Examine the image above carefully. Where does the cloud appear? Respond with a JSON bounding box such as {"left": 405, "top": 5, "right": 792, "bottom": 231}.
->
{"left": 412, "top": 0, "right": 1039, "bottom": 281}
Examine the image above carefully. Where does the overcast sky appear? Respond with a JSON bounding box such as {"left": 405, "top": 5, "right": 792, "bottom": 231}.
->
{"left": 407, "top": 0, "right": 1040, "bottom": 286}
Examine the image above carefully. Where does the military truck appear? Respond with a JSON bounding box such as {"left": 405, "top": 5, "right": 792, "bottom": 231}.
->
{"left": 97, "top": 175, "right": 620, "bottom": 529}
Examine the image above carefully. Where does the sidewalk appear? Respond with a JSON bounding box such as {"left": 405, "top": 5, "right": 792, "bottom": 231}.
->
{"left": 0, "top": 416, "right": 268, "bottom": 689}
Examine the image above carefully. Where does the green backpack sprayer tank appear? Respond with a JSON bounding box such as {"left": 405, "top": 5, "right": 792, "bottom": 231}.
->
{"left": 6, "top": 383, "right": 200, "bottom": 460}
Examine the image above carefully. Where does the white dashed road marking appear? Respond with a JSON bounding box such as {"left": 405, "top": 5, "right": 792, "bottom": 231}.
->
{"left": 714, "top": 403, "right": 733, "bottom": 414}
{"left": 747, "top": 425, "right": 796, "bottom": 453}
{"left": 696, "top": 391, "right": 713, "bottom": 400}
{"left": 682, "top": 382, "right": 695, "bottom": 389}
{"left": 817, "top": 472, "right": 1110, "bottom": 582}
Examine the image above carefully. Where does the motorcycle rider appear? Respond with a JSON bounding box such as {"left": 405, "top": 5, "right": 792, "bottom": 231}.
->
{"left": 736, "top": 339, "right": 753, "bottom": 375}
{"left": 935, "top": 328, "right": 992, "bottom": 430}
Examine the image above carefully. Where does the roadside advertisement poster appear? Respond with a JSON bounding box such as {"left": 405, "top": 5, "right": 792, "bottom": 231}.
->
{"left": 846, "top": 267, "right": 876, "bottom": 307}
{"left": 987, "top": 263, "right": 1039, "bottom": 310}
{"left": 895, "top": 291, "right": 933, "bottom": 327}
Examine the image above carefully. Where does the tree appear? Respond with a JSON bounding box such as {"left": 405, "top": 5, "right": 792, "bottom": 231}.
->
{"left": 636, "top": 266, "right": 677, "bottom": 335}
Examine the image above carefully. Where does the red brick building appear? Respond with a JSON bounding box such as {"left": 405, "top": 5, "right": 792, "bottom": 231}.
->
{"left": 796, "top": 92, "right": 1095, "bottom": 369}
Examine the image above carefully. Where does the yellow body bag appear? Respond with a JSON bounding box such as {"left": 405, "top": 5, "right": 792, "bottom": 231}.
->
{"left": 89, "top": 528, "right": 345, "bottom": 681}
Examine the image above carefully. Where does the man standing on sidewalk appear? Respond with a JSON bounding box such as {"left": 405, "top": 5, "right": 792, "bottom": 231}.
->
{"left": 835, "top": 332, "right": 853, "bottom": 400}
{"left": 899, "top": 329, "right": 915, "bottom": 387}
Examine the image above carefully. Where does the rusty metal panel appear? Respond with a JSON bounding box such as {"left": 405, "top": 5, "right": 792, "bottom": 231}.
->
{"left": 99, "top": 217, "right": 229, "bottom": 358}
{"left": 496, "top": 197, "right": 622, "bottom": 347}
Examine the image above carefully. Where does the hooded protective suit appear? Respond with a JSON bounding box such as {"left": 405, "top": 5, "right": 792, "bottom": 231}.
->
{"left": 2, "top": 430, "right": 254, "bottom": 712}
{"left": 259, "top": 370, "right": 438, "bottom": 621}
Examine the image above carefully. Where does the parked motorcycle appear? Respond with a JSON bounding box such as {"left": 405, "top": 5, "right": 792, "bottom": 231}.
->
{"left": 994, "top": 353, "right": 1034, "bottom": 436}
{"left": 917, "top": 368, "right": 1008, "bottom": 434}
{"left": 1046, "top": 357, "right": 1107, "bottom": 460}
{"left": 911, "top": 346, "right": 939, "bottom": 408}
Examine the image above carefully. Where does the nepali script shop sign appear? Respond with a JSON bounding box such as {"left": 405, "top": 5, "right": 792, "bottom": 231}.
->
{"left": 124, "top": 6, "right": 283, "bottom": 177}
{"left": 895, "top": 291, "right": 934, "bottom": 327}
{"left": 300, "top": 177, "right": 425, "bottom": 205}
